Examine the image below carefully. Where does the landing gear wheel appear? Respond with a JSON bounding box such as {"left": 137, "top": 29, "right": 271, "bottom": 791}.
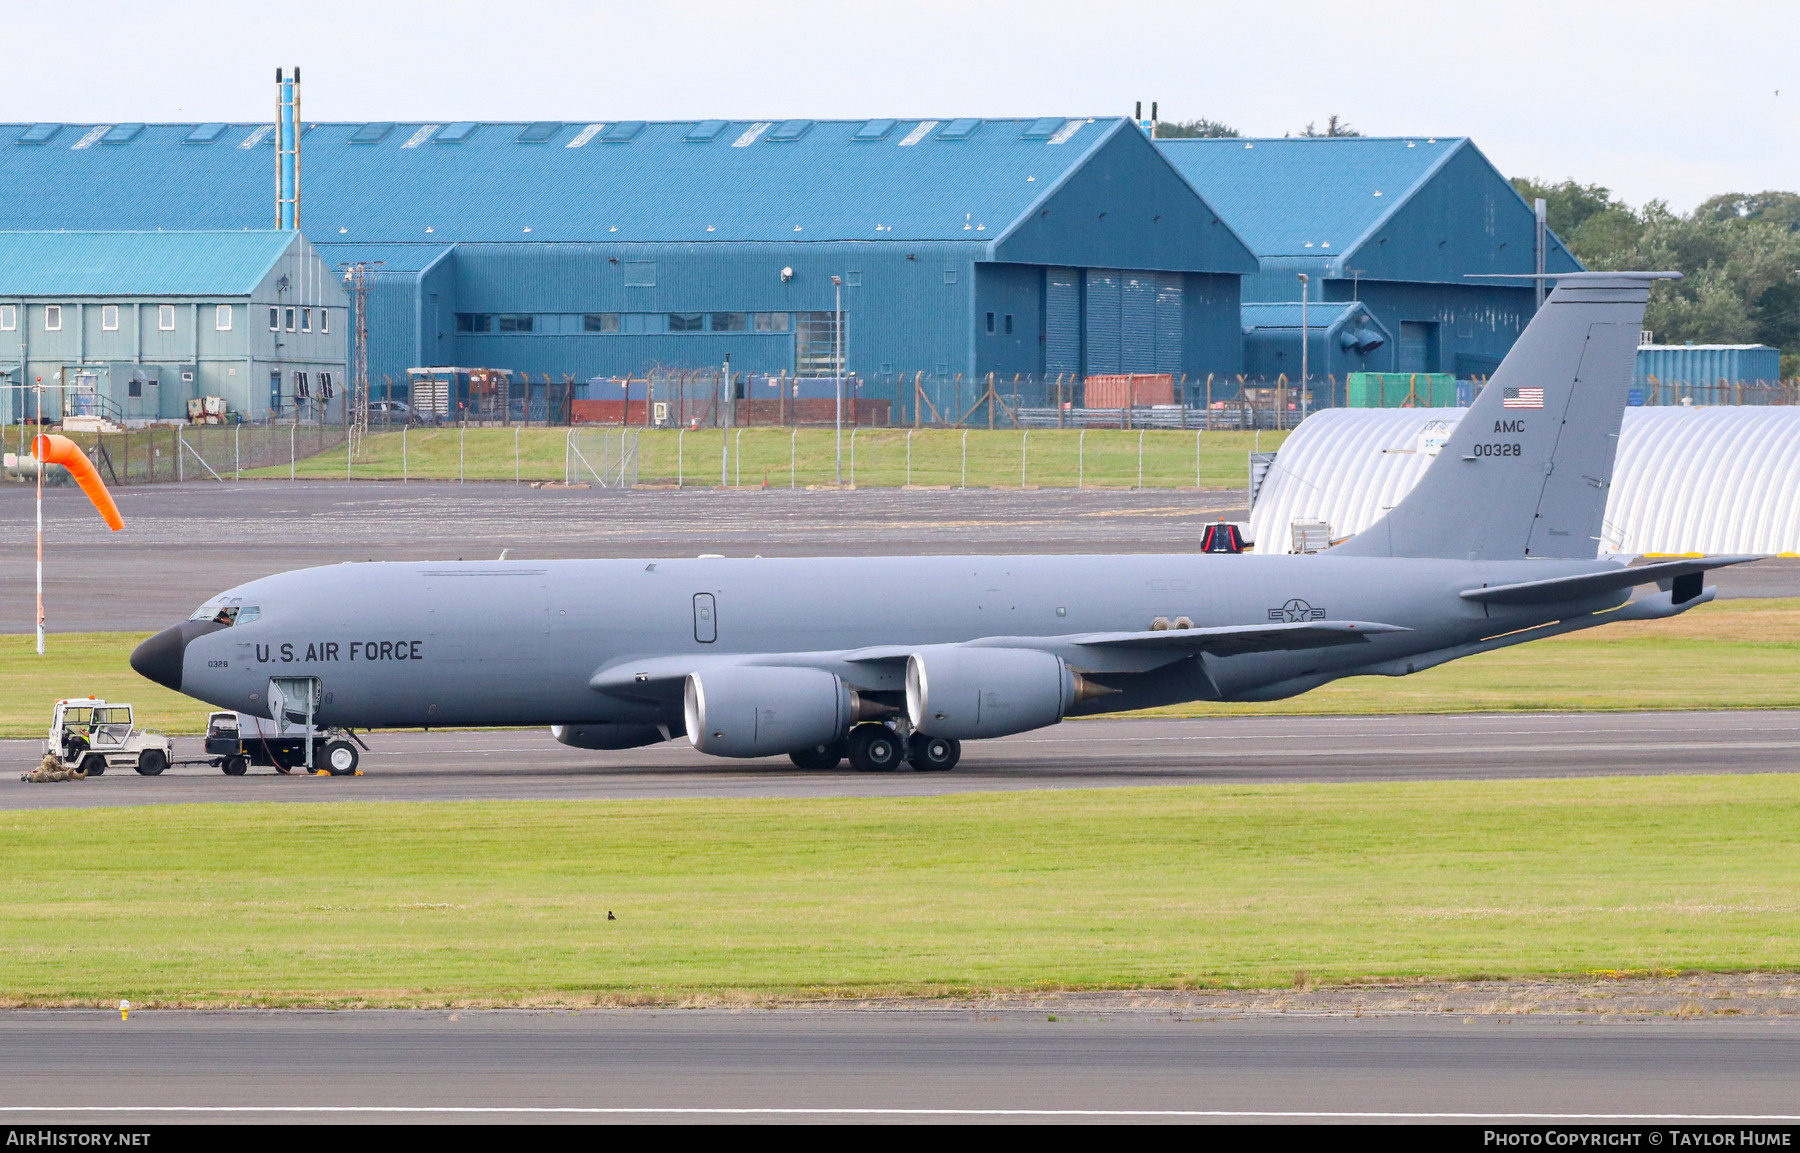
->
{"left": 135, "top": 749, "right": 167, "bottom": 776}
{"left": 321, "top": 740, "right": 360, "bottom": 776}
{"left": 222, "top": 755, "right": 248, "bottom": 777}
{"left": 79, "top": 754, "right": 107, "bottom": 777}
{"left": 788, "top": 741, "right": 846, "bottom": 770}
{"left": 847, "top": 724, "right": 905, "bottom": 772}
{"left": 907, "top": 734, "right": 961, "bottom": 772}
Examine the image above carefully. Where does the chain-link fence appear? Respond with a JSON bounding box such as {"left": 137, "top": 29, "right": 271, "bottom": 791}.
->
{"left": 1638, "top": 378, "right": 1798, "bottom": 406}
{"left": 565, "top": 428, "right": 638, "bottom": 487}
{"left": 5, "top": 420, "right": 352, "bottom": 485}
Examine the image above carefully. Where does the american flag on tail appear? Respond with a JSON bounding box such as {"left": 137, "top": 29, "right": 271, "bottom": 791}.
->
{"left": 1503, "top": 386, "right": 1545, "bottom": 409}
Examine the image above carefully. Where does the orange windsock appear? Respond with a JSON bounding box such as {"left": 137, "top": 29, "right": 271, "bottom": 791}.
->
{"left": 33, "top": 434, "right": 123, "bottom": 531}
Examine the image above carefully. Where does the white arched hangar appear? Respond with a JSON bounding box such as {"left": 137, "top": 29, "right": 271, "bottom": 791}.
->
{"left": 1250, "top": 406, "right": 1800, "bottom": 557}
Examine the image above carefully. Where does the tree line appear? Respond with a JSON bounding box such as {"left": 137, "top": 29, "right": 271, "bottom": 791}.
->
{"left": 1511, "top": 179, "right": 1799, "bottom": 376}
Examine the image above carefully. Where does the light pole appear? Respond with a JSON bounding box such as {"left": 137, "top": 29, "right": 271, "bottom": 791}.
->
{"left": 1297, "top": 273, "right": 1310, "bottom": 419}
{"left": 832, "top": 275, "right": 844, "bottom": 485}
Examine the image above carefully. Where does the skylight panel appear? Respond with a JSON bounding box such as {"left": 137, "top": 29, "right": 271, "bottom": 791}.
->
{"left": 1020, "top": 117, "right": 1063, "bottom": 140}
{"left": 937, "top": 118, "right": 982, "bottom": 141}
{"left": 239, "top": 125, "right": 274, "bottom": 149}
{"left": 401, "top": 125, "right": 441, "bottom": 148}
{"left": 17, "top": 124, "right": 60, "bottom": 145}
{"left": 686, "top": 120, "right": 728, "bottom": 142}
{"left": 516, "top": 122, "right": 562, "bottom": 143}
{"left": 1046, "top": 119, "right": 1084, "bottom": 145}
{"left": 601, "top": 121, "right": 645, "bottom": 143}
{"left": 731, "top": 123, "right": 772, "bottom": 147}
{"left": 100, "top": 123, "right": 143, "bottom": 144}
{"left": 184, "top": 123, "right": 228, "bottom": 144}
{"left": 897, "top": 121, "right": 937, "bottom": 146}
{"left": 349, "top": 123, "right": 395, "bottom": 144}
{"left": 853, "top": 119, "right": 896, "bottom": 141}
{"left": 566, "top": 123, "right": 605, "bottom": 147}
{"left": 435, "top": 122, "right": 479, "bottom": 144}
{"left": 766, "top": 119, "right": 814, "bottom": 142}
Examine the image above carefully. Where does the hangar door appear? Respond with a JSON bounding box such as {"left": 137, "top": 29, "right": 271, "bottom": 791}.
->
{"left": 1082, "top": 269, "right": 1182, "bottom": 376}
{"left": 1045, "top": 269, "right": 1081, "bottom": 375}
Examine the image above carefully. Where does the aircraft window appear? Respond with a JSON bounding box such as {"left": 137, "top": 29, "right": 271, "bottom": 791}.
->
{"left": 189, "top": 604, "right": 243, "bottom": 625}
{"left": 237, "top": 606, "right": 261, "bottom": 624}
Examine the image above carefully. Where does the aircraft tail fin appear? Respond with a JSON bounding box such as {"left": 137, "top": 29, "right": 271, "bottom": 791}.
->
{"left": 1333, "top": 272, "right": 1675, "bottom": 561}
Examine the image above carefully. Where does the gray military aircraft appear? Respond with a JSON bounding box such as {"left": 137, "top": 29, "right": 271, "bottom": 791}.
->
{"left": 132, "top": 272, "right": 1754, "bottom": 774}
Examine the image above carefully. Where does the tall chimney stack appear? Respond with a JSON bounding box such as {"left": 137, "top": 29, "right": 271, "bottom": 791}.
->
{"left": 276, "top": 67, "right": 301, "bottom": 230}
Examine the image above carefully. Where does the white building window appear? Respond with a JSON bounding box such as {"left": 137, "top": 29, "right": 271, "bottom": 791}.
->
{"left": 0, "top": 305, "right": 14, "bottom": 331}
{"left": 158, "top": 305, "right": 175, "bottom": 331}
{"left": 44, "top": 305, "right": 61, "bottom": 331}
{"left": 319, "top": 308, "right": 330, "bottom": 334}
{"left": 102, "top": 305, "right": 119, "bottom": 331}
{"left": 215, "top": 305, "right": 232, "bottom": 331}
{"left": 269, "top": 307, "right": 279, "bottom": 331}
{"left": 285, "top": 308, "right": 296, "bottom": 332}
{"left": 301, "top": 307, "right": 311, "bottom": 333}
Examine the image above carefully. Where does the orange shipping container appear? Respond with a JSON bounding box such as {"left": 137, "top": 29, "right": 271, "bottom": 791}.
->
{"left": 1084, "top": 374, "right": 1174, "bottom": 408}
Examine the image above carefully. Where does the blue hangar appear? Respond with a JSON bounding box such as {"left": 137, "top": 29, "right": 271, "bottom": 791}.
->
{"left": 1159, "top": 136, "right": 1583, "bottom": 394}
{"left": 0, "top": 117, "right": 1257, "bottom": 413}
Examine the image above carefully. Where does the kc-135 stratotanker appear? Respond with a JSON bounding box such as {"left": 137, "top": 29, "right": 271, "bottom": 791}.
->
{"left": 132, "top": 273, "right": 1756, "bottom": 774}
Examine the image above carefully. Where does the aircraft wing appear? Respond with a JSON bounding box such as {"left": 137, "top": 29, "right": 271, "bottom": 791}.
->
{"left": 1052, "top": 619, "right": 1406, "bottom": 657}
{"left": 1460, "top": 556, "right": 1760, "bottom": 607}
{"left": 591, "top": 620, "right": 1408, "bottom": 698}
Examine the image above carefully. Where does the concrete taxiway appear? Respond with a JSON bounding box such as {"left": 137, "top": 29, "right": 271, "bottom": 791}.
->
{"left": 1, "top": 1010, "right": 1797, "bottom": 1124}
{"left": 6, "top": 710, "right": 1795, "bottom": 808}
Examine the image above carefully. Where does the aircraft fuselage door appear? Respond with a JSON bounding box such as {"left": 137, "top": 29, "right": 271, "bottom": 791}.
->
{"left": 693, "top": 593, "right": 717, "bottom": 643}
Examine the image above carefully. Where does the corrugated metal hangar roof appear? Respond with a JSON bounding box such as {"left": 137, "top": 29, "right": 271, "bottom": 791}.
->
{"left": 0, "top": 117, "right": 1134, "bottom": 245}
{"left": 1250, "top": 406, "right": 1800, "bottom": 557}
{"left": 1158, "top": 136, "right": 1582, "bottom": 279}
{"left": 1160, "top": 136, "right": 1459, "bottom": 258}
{"left": 0, "top": 229, "right": 298, "bottom": 295}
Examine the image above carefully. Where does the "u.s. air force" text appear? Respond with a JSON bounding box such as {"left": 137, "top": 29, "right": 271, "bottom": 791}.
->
{"left": 255, "top": 641, "right": 422, "bottom": 663}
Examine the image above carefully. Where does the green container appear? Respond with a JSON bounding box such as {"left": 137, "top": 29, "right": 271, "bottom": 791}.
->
{"left": 1347, "top": 372, "right": 1458, "bottom": 408}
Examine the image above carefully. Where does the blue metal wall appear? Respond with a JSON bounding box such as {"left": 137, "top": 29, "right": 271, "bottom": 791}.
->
{"left": 1182, "top": 272, "right": 1243, "bottom": 378}
{"left": 1635, "top": 345, "right": 1782, "bottom": 385}
{"left": 1322, "top": 281, "right": 1535, "bottom": 377}
{"left": 972, "top": 263, "right": 1043, "bottom": 379}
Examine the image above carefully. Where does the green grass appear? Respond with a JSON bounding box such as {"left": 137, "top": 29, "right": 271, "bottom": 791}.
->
{"left": 253, "top": 427, "right": 1288, "bottom": 489}
{"left": 4, "top": 774, "right": 1800, "bottom": 1005}
{"left": 10, "top": 598, "right": 1796, "bottom": 739}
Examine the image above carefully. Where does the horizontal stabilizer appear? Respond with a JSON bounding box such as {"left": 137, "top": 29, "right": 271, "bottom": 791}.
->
{"left": 1061, "top": 619, "right": 1408, "bottom": 657}
{"left": 1459, "top": 556, "right": 1760, "bottom": 606}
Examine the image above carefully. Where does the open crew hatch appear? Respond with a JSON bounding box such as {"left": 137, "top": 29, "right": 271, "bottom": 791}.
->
{"left": 188, "top": 598, "right": 261, "bottom": 626}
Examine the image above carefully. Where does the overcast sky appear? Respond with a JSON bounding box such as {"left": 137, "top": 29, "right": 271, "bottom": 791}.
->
{"left": 2, "top": 0, "right": 1792, "bottom": 211}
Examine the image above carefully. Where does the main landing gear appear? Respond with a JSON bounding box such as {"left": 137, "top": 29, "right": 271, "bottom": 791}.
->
{"left": 786, "top": 726, "right": 962, "bottom": 773}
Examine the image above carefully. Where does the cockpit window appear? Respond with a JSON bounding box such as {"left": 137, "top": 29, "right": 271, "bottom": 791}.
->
{"left": 188, "top": 602, "right": 259, "bottom": 626}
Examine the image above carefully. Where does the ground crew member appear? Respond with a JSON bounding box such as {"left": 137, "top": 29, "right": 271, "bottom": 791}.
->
{"left": 21, "top": 754, "right": 86, "bottom": 783}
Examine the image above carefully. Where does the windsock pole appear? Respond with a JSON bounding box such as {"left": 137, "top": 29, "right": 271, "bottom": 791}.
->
{"left": 34, "top": 386, "right": 43, "bottom": 656}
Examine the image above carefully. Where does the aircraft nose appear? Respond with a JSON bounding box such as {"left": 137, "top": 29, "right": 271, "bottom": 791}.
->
{"left": 130, "top": 625, "right": 188, "bottom": 692}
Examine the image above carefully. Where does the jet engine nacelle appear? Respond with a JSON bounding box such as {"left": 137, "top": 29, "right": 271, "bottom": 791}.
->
{"left": 551, "top": 723, "right": 670, "bottom": 750}
{"left": 684, "top": 666, "right": 855, "bottom": 758}
{"left": 905, "top": 646, "right": 1078, "bottom": 740}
